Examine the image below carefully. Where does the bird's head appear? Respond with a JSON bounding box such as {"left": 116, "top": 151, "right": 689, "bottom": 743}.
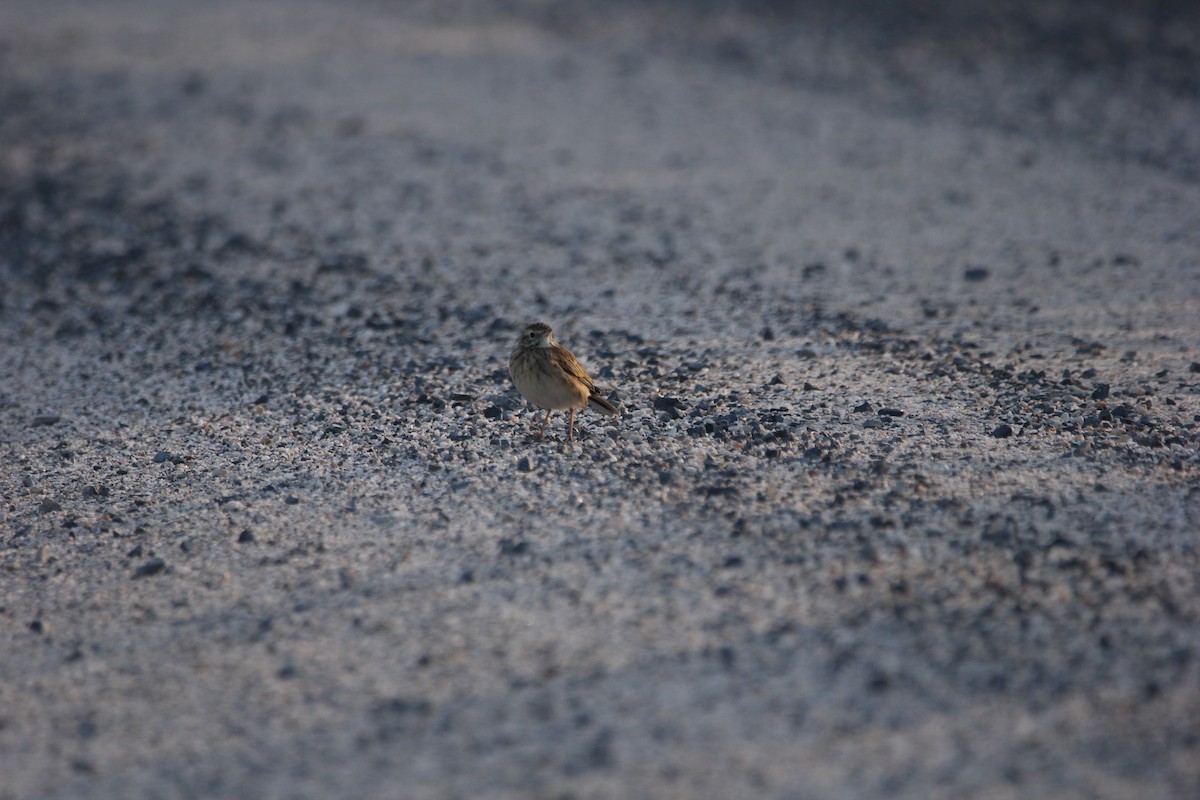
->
{"left": 519, "top": 322, "right": 554, "bottom": 348}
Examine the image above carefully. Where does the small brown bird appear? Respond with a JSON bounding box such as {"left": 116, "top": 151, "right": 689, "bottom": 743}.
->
{"left": 509, "top": 322, "right": 619, "bottom": 441}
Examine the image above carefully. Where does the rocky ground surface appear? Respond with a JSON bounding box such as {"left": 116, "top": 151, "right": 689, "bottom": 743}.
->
{"left": 1, "top": 1, "right": 1198, "bottom": 798}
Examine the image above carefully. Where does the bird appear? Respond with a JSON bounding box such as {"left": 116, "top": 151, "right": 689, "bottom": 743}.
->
{"left": 509, "top": 322, "right": 619, "bottom": 442}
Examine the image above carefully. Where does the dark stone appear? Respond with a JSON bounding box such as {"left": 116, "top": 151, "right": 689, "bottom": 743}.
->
{"left": 499, "top": 538, "right": 529, "bottom": 556}
{"left": 722, "top": 556, "right": 744, "bottom": 568}
{"left": 853, "top": 401, "right": 873, "bottom": 413}
{"left": 38, "top": 498, "right": 61, "bottom": 513}
{"left": 719, "top": 646, "right": 736, "bottom": 668}
{"left": 133, "top": 557, "right": 167, "bottom": 578}
{"left": 483, "top": 405, "right": 503, "bottom": 419}
{"left": 964, "top": 266, "right": 990, "bottom": 282}
{"left": 237, "top": 529, "right": 255, "bottom": 543}
{"left": 877, "top": 407, "right": 904, "bottom": 417}
{"left": 153, "top": 450, "right": 170, "bottom": 463}
{"left": 31, "top": 415, "right": 61, "bottom": 427}
{"left": 991, "top": 423, "right": 1014, "bottom": 438}
{"left": 653, "top": 396, "right": 685, "bottom": 419}
{"left": 1091, "top": 383, "right": 1110, "bottom": 400}
{"left": 696, "top": 485, "right": 738, "bottom": 497}
{"left": 285, "top": 496, "right": 300, "bottom": 505}
{"left": 372, "top": 697, "right": 432, "bottom": 718}
{"left": 517, "top": 456, "right": 534, "bottom": 473}
{"left": 371, "top": 697, "right": 433, "bottom": 741}
{"left": 585, "top": 728, "right": 615, "bottom": 770}
{"left": 1111, "top": 404, "right": 1135, "bottom": 420}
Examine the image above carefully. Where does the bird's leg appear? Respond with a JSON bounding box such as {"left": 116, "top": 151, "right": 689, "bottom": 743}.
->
{"left": 538, "top": 409, "right": 552, "bottom": 439}
{"left": 568, "top": 408, "right": 575, "bottom": 442}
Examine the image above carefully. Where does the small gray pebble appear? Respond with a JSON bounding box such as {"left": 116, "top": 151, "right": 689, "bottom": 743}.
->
{"left": 517, "top": 456, "right": 534, "bottom": 473}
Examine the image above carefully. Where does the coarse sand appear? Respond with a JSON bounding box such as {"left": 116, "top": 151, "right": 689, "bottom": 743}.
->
{"left": 2, "top": 1, "right": 1198, "bottom": 797}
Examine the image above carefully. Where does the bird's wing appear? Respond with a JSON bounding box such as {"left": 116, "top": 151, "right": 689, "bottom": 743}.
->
{"left": 549, "top": 345, "right": 597, "bottom": 391}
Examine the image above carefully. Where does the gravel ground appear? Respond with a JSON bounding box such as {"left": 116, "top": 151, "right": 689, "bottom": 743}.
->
{"left": 2, "top": 1, "right": 1199, "bottom": 798}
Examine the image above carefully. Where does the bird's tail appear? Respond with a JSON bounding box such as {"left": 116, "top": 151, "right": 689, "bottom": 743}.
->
{"left": 589, "top": 392, "right": 620, "bottom": 416}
